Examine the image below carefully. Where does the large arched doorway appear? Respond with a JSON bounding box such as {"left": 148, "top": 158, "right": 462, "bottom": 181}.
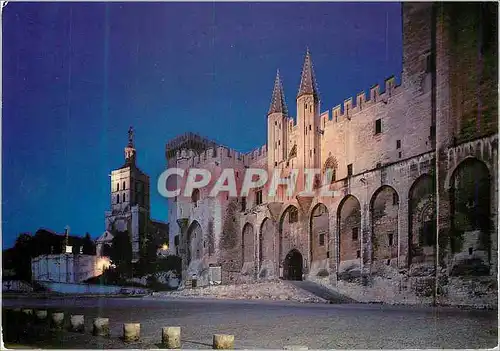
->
{"left": 337, "top": 195, "right": 362, "bottom": 263}
{"left": 449, "top": 158, "right": 491, "bottom": 276}
{"left": 408, "top": 174, "right": 436, "bottom": 265}
{"left": 187, "top": 221, "right": 203, "bottom": 265}
{"left": 259, "top": 218, "right": 275, "bottom": 278}
{"left": 370, "top": 186, "right": 399, "bottom": 264}
{"left": 283, "top": 249, "right": 303, "bottom": 281}
{"left": 279, "top": 205, "right": 300, "bottom": 266}
{"left": 259, "top": 218, "right": 275, "bottom": 264}
{"left": 241, "top": 223, "right": 255, "bottom": 270}
{"left": 310, "top": 203, "right": 329, "bottom": 263}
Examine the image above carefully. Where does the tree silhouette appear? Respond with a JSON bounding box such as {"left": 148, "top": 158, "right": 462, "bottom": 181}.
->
{"left": 102, "top": 244, "right": 113, "bottom": 257}
{"left": 82, "top": 233, "right": 96, "bottom": 255}
{"left": 110, "top": 230, "right": 133, "bottom": 277}
{"left": 12, "top": 233, "right": 34, "bottom": 281}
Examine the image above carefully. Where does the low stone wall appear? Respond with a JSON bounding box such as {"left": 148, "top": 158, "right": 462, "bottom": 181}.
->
{"left": 308, "top": 273, "right": 498, "bottom": 309}
{"left": 3, "top": 280, "right": 34, "bottom": 293}
{"left": 157, "top": 281, "right": 327, "bottom": 303}
{"left": 439, "top": 277, "right": 498, "bottom": 308}
{"left": 36, "top": 281, "right": 140, "bottom": 295}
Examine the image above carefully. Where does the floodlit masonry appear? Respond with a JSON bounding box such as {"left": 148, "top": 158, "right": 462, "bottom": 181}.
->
{"left": 157, "top": 167, "right": 341, "bottom": 199}
{"left": 165, "top": 3, "right": 498, "bottom": 307}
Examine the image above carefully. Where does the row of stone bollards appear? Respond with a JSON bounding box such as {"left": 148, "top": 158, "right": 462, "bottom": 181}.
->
{"left": 3, "top": 308, "right": 308, "bottom": 350}
{"left": 2, "top": 308, "right": 236, "bottom": 349}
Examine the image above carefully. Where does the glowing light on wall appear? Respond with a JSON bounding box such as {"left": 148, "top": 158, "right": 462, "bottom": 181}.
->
{"left": 97, "top": 257, "right": 111, "bottom": 271}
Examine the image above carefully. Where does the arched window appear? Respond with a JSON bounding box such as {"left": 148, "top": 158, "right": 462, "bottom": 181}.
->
{"left": 117, "top": 183, "right": 120, "bottom": 191}
{"left": 116, "top": 195, "right": 120, "bottom": 204}
{"left": 122, "top": 193, "right": 126, "bottom": 203}
{"left": 324, "top": 156, "right": 338, "bottom": 183}
{"left": 288, "top": 207, "right": 299, "bottom": 223}
{"left": 123, "top": 181, "right": 126, "bottom": 190}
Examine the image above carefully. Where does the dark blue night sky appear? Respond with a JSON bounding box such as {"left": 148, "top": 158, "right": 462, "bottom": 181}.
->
{"left": 3, "top": 2, "right": 402, "bottom": 248}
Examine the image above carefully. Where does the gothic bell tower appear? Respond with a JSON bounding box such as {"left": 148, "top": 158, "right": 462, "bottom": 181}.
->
{"left": 105, "top": 126, "right": 151, "bottom": 262}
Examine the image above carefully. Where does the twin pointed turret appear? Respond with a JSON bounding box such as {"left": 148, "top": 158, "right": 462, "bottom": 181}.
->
{"left": 297, "top": 48, "right": 319, "bottom": 99}
{"left": 267, "top": 49, "right": 319, "bottom": 116}
{"left": 268, "top": 70, "right": 288, "bottom": 116}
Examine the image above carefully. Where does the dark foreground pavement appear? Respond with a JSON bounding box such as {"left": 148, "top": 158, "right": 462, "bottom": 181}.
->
{"left": 3, "top": 296, "right": 498, "bottom": 349}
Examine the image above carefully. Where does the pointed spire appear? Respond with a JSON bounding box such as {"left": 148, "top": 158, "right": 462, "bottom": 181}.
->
{"left": 297, "top": 48, "right": 319, "bottom": 99}
{"left": 268, "top": 69, "right": 288, "bottom": 116}
{"left": 64, "top": 225, "right": 70, "bottom": 253}
{"left": 64, "top": 225, "right": 70, "bottom": 245}
{"left": 125, "top": 126, "right": 136, "bottom": 165}
{"left": 127, "top": 126, "right": 134, "bottom": 148}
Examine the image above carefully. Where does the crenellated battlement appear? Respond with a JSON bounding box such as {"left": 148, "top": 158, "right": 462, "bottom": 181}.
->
{"left": 171, "top": 143, "right": 268, "bottom": 169}
{"left": 245, "top": 144, "right": 268, "bottom": 163}
{"left": 321, "top": 75, "right": 401, "bottom": 127}
{"left": 167, "top": 74, "right": 401, "bottom": 169}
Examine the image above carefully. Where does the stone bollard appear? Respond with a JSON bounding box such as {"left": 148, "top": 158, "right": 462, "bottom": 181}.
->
{"left": 213, "top": 334, "right": 234, "bottom": 349}
{"left": 69, "top": 315, "right": 85, "bottom": 333}
{"left": 162, "top": 326, "right": 181, "bottom": 349}
{"left": 123, "top": 323, "right": 140, "bottom": 342}
{"left": 51, "top": 312, "right": 65, "bottom": 330}
{"left": 284, "top": 346, "right": 308, "bottom": 350}
{"left": 93, "top": 317, "right": 110, "bottom": 337}
{"left": 35, "top": 310, "right": 48, "bottom": 322}
{"left": 21, "top": 308, "right": 34, "bottom": 317}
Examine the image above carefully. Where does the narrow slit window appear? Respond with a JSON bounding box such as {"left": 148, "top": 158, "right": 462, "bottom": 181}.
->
{"left": 319, "top": 233, "right": 325, "bottom": 246}
{"left": 256, "top": 190, "right": 263, "bottom": 205}
{"left": 375, "top": 119, "right": 382, "bottom": 134}
{"left": 352, "top": 227, "right": 359, "bottom": 241}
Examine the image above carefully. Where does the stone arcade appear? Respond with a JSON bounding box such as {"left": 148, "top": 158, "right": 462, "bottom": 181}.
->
{"left": 166, "top": 3, "right": 498, "bottom": 306}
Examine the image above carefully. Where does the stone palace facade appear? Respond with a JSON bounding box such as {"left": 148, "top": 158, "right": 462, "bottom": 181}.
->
{"left": 166, "top": 3, "right": 498, "bottom": 306}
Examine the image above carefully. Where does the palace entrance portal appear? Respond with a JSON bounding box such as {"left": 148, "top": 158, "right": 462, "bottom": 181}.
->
{"left": 283, "top": 249, "right": 303, "bottom": 281}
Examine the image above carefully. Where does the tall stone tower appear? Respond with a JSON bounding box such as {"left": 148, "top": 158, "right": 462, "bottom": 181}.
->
{"left": 296, "top": 49, "right": 321, "bottom": 191}
{"left": 105, "top": 127, "right": 151, "bottom": 262}
{"left": 267, "top": 70, "right": 290, "bottom": 201}
{"left": 267, "top": 69, "right": 289, "bottom": 169}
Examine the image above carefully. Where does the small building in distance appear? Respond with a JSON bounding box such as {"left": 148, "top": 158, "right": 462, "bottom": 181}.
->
{"left": 31, "top": 227, "right": 111, "bottom": 284}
